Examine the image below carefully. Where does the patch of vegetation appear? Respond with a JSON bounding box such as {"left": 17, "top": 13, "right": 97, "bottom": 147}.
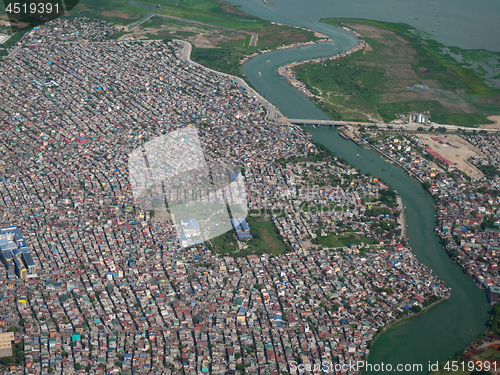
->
{"left": 244, "top": 216, "right": 289, "bottom": 256}
{"left": 210, "top": 229, "right": 238, "bottom": 254}
{"left": 209, "top": 216, "right": 289, "bottom": 257}
{"left": 56, "top": 0, "right": 266, "bottom": 30}
{"left": 191, "top": 47, "right": 243, "bottom": 77}
{"left": 107, "top": 31, "right": 132, "bottom": 40}
{"left": 292, "top": 18, "right": 500, "bottom": 126}
{"left": 378, "top": 188, "right": 397, "bottom": 206}
{"left": 0, "top": 31, "right": 24, "bottom": 57}
{"left": 191, "top": 23, "right": 318, "bottom": 78}
{"left": 0, "top": 341, "right": 24, "bottom": 367}
{"left": 478, "top": 164, "right": 500, "bottom": 179}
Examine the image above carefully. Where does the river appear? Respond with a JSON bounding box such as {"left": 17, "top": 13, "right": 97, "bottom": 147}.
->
{"left": 227, "top": 0, "right": 500, "bottom": 51}
{"left": 229, "top": 1, "right": 493, "bottom": 373}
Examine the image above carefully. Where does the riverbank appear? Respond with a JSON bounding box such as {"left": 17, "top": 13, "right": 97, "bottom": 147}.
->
{"left": 239, "top": 22, "right": 332, "bottom": 64}
{"left": 277, "top": 37, "right": 366, "bottom": 98}
{"left": 190, "top": 21, "right": 322, "bottom": 78}
{"left": 364, "top": 293, "right": 451, "bottom": 362}
{"left": 176, "top": 38, "right": 460, "bottom": 372}
{"left": 290, "top": 18, "right": 500, "bottom": 126}
{"left": 175, "top": 39, "right": 285, "bottom": 124}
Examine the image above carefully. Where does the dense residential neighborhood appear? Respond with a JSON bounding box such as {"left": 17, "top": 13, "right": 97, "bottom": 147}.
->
{"left": 5, "top": 17, "right": 500, "bottom": 375}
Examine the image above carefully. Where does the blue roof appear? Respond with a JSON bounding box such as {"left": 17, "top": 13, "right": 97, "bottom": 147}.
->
{"left": 182, "top": 219, "right": 200, "bottom": 230}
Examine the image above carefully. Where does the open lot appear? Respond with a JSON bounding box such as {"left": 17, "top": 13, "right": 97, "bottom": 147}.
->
{"left": 480, "top": 115, "right": 500, "bottom": 129}
{"left": 416, "top": 134, "right": 486, "bottom": 178}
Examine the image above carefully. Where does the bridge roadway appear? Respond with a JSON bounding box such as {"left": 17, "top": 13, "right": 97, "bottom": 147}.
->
{"left": 278, "top": 118, "right": 348, "bottom": 127}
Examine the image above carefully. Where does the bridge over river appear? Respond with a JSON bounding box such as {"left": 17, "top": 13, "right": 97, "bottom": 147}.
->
{"left": 279, "top": 118, "right": 348, "bottom": 127}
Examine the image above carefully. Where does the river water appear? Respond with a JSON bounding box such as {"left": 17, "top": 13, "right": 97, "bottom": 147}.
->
{"left": 227, "top": 0, "right": 500, "bottom": 51}
{"left": 228, "top": 0, "right": 494, "bottom": 372}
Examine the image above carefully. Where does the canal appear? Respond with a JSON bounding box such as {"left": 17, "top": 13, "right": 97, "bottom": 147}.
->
{"left": 240, "top": 26, "right": 491, "bottom": 375}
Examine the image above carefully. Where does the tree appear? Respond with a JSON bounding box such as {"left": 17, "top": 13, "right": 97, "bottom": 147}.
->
{"left": 411, "top": 305, "right": 422, "bottom": 313}
{"left": 1, "top": 356, "right": 11, "bottom": 365}
{"left": 236, "top": 363, "right": 245, "bottom": 371}
{"left": 48, "top": 367, "right": 54, "bottom": 373}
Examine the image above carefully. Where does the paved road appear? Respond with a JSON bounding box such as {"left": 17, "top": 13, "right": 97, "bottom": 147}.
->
{"left": 249, "top": 34, "right": 258, "bottom": 47}
{"left": 175, "top": 39, "right": 286, "bottom": 123}
{"left": 7, "top": 45, "right": 22, "bottom": 58}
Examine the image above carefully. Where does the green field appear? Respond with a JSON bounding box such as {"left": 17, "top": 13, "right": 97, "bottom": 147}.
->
{"left": 0, "top": 0, "right": 266, "bottom": 31}
{"left": 244, "top": 216, "right": 289, "bottom": 256}
{"left": 210, "top": 229, "right": 239, "bottom": 254}
{"left": 210, "top": 216, "right": 289, "bottom": 257}
{"left": 292, "top": 18, "right": 500, "bottom": 126}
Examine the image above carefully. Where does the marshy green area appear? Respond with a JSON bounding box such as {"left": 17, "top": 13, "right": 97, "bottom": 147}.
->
{"left": 292, "top": 18, "right": 500, "bottom": 126}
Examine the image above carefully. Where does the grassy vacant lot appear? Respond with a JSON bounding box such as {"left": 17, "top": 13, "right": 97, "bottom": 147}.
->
{"left": 210, "top": 216, "right": 288, "bottom": 257}
{"left": 0, "top": 32, "right": 23, "bottom": 56}
{"left": 243, "top": 216, "right": 288, "bottom": 256}
{"left": 313, "top": 232, "right": 372, "bottom": 248}
{"left": 293, "top": 18, "right": 500, "bottom": 126}
{"left": 211, "top": 229, "right": 238, "bottom": 254}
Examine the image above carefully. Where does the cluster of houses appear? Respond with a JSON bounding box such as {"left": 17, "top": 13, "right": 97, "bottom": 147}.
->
{"left": 371, "top": 131, "right": 500, "bottom": 305}
{"left": 0, "top": 18, "right": 453, "bottom": 374}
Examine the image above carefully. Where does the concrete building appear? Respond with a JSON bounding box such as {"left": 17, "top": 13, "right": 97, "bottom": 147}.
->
{"left": 0, "top": 226, "right": 36, "bottom": 279}
{"left": 0, "top": 332, "right": 14, "bottom": 357}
